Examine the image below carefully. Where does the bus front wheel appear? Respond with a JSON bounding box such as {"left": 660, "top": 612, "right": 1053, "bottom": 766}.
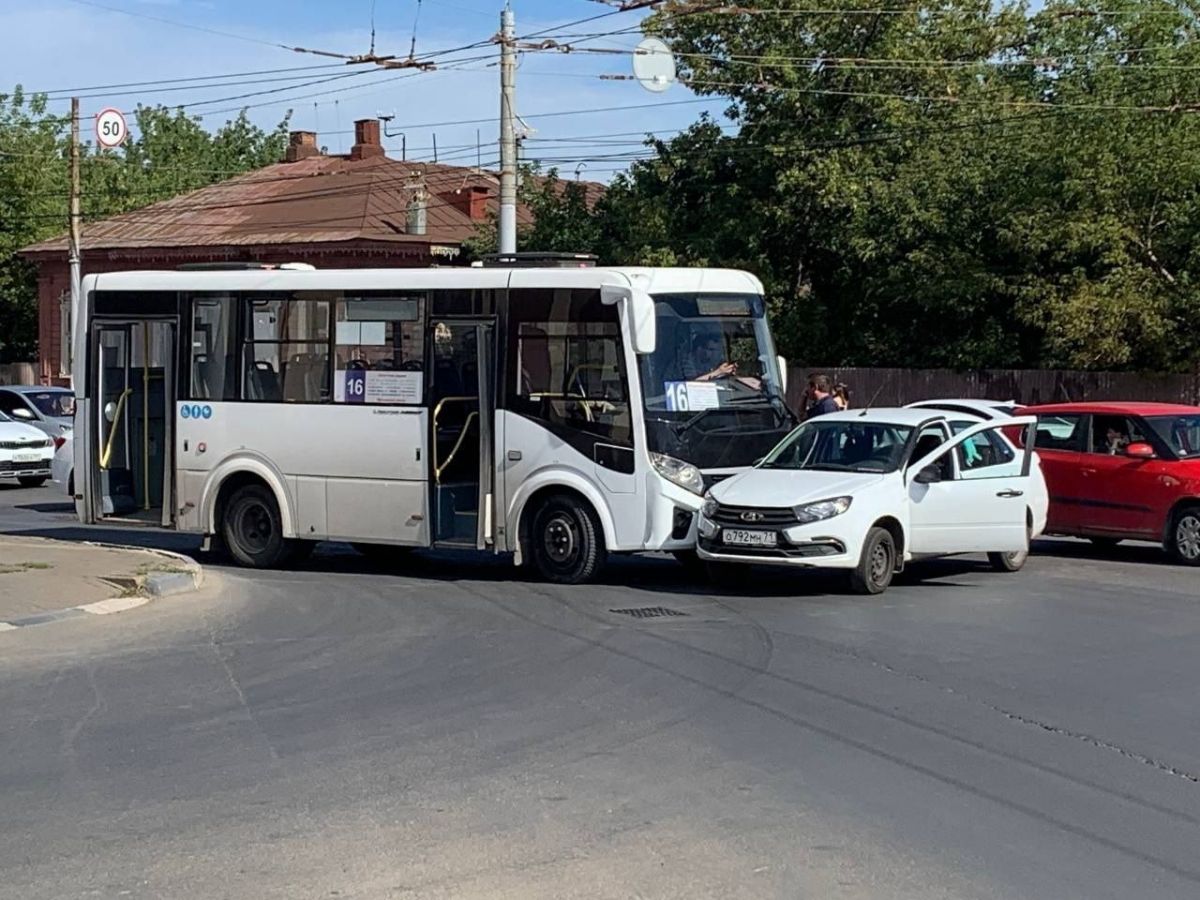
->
{"left": 530, "top": 494, "right": 605, "bottom": 585}
{"left": 222, "top": 483, "right": 295, "bottom": 569}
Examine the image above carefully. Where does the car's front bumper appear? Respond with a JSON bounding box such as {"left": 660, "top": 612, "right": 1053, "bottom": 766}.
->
{"left": 696, "top": 513, "right": 863, "bottom": 569}
{"left": 0, "top": 458, "right": 52, "bottom": 480}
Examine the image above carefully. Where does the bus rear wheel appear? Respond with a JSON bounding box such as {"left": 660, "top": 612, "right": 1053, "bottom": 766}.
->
{"left": 530, "top": 494, "right": 604, "bottom": 585}
{"left": 222, "top": 483, "right": 295, "bottom": 569}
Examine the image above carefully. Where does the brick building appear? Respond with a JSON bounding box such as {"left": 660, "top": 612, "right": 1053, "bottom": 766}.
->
{"left": 19, "top": 119, "right": 602, "bottom": 385}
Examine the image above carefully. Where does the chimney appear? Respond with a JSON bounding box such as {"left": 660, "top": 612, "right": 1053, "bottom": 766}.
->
{"left": 285, "top": 130, "right": 319, "bottom": 162}
{"left": 350, "top": 118, "right": 384, "bottom": 160}
{"left": 441, "top": 184, "right": 491, "bottom": 222}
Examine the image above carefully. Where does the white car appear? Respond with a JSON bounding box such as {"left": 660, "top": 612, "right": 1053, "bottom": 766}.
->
{"left": 696, "top": 409, "right": 1044, "bottom": 594}
{"left": 0, "top": 410, "right": 55, "bottom": 488}
{"left": 907, "top": 398, "right": 1018, "bottom": 420}
{"left": 51, "top": 427, "right": 74, "bottom": 495}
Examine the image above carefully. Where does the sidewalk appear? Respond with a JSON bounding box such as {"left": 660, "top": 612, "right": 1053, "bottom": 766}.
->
{"left": 0, "top": 536, "right": 201, "bottom": 629}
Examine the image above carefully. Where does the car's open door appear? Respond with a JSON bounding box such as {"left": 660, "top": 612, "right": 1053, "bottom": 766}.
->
{"left": 906, "top": 417, "right": 1037, "bottom": 555}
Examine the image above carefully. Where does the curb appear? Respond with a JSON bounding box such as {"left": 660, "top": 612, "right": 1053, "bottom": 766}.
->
{"left": 0, "top": 543, "right": 203, "bottom": 633}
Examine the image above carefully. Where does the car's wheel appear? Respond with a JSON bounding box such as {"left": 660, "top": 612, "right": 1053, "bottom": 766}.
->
{"left": 848, "top": 526, "right": 896, "bottom": 595}
{"left": 18, "top": 476, "right": 47, "bottom": 488}
{"left": 530, "top": 494, "right": 604, "bottom": 584}
{"left": 1088, "top": 536, "right": 1122, "bottom": 551}
{"left": 221, "top": 483, "right": 296, "bottom": 569}
{"left": 1169, "top": 506, "right": 1200, "bottom": 566}
{"left": 988, "top": 548, "right": 1028, "bottom": 572}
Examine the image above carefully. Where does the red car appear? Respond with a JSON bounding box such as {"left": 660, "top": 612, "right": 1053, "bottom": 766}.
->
{"left": 1022, "top": 402, "right": 1200, "bottom": 564}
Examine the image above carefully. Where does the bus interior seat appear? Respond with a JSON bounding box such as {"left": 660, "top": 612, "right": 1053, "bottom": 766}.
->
{"left": 246, "top": 361, "right": 281, "bottom": 402}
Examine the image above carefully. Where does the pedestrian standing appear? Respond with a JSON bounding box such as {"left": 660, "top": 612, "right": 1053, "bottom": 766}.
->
{"left": 833, "top": 383, "right": 851, "bottom": 411}
{"left": 806, "top": 373, "right": 840, "bottom": 419}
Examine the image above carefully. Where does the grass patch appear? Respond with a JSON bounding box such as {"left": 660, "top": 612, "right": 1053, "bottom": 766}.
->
{"left": 0, "top": 561, "right": 53, "bottom": 574}
{"left": 133, "top": 562, "right": 190, "bottom": 577}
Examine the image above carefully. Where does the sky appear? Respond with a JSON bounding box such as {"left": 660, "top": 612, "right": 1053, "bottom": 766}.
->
{"left": 0, "top": 0, "right": 729, "bottom": 181}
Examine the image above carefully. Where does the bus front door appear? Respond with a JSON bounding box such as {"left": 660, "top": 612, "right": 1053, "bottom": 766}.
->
{"left": 429, "top": 319, "right": 494, "bottom": 548}
{"left": 90, "top": 320, "right": 176, "bottom": 525}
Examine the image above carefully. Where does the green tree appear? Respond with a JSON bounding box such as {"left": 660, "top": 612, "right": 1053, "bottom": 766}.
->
{"left": 524, "top": 0, "right": 1200, "bottom": 371}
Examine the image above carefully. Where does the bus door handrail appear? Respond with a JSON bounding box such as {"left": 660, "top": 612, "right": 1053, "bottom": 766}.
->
{"left": 99, "top": 389, "right": 133, "bottom": 470}
{"left": 433, "top": 396, "right": 481, "bottom": 484}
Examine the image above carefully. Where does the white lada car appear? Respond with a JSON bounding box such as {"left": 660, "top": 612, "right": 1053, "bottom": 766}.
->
{"left": 696, "top": 408, "right": 1046, "bottom": 594}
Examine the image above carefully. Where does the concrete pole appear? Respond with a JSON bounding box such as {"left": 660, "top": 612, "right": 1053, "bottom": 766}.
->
{"left": 66, "top": 97, "right": 82, "bottom": 383}
{"left": 498, "top": 4, "right": 517, "bottom": 255}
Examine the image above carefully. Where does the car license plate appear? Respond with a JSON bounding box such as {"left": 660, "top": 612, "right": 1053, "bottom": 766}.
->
{"left": 722, "top": 529, "right": 777, "bottom": 547}
{"left": 14, "top": 452, "right": 40, "bottom": 463}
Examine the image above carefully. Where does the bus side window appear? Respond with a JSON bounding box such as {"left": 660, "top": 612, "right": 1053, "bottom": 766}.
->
{"left": 506, "top": 288, "right": 632, "bottom": 447}
{"left": 188, "top": 294, "right": 237, "bottom": 401}
{"left": 242, "top": 296, "right": 331, "bottom": 404}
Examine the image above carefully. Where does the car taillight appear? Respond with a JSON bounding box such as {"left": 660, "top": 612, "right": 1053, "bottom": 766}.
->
{"left": 53, "top": 436, "right": 66, "bottom": 450}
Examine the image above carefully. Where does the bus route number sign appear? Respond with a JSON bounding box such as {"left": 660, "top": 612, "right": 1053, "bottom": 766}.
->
{"left": 95, "top": 108, "right": 128, "bottom": 149}
{"left": 344, "top": 370, "right": 367, "bottom": 403}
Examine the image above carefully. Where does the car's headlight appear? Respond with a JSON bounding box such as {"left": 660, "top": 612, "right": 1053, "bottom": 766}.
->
{"left": 701, "top": 494, "right": 719, "bottom": 518}
{"left": 793, "top": 496, "right": 852, "bottom": 523}
{"left": 41, "top": 438, "right": 54, "bottom": 448}
{"left": 651, "top": 452, "right": 704, "bottom": 495}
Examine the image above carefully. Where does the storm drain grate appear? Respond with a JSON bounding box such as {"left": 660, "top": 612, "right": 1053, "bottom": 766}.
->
{"left": 610, "top": 606, "right": 688, "bottom": 620}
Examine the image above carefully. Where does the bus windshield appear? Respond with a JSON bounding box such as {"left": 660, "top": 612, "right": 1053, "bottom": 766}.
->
{"left": 639, "top": 293, "right": 794, "bottom": 470}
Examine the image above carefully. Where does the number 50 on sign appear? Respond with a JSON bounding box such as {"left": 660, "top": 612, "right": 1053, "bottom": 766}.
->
{"left": 95, "top": 108, "right": 128, "bottom": 148}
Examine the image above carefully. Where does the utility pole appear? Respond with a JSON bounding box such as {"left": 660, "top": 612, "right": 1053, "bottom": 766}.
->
{"left": 66, "top": 97, "right": 82, "bottom": 383}
{"left": 498, "top": 3, "right": 517, "bottom": 255}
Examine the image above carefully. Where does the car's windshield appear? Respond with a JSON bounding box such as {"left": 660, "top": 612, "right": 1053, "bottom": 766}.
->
{"left": 639, "top": 293, "right": 794, "bottom": 469}
{"left": 1145, "top": 415, "right": 1200, "bottom": 459}
{"left": 26, "top": 391, "right": 74, "bottom": 418}
{"left": 761, "top": 420, "right": 915, "bottom": 473}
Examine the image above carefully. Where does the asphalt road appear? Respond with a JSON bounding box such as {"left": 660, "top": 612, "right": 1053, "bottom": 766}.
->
{"left": 2, "top": 482, "right": 1200, "bottom": 899}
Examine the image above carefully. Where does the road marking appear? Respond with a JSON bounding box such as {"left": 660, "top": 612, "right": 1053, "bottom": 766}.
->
{"left": 0, "top": 622, "right": 17, "bottom": 632}
{"left": 78, "top": 596, "right": 150, "bottom": 616}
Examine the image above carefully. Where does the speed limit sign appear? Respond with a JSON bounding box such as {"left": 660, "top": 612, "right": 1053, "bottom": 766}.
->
{"left": 95, "top": 108, "right": 127, "bottom": 148}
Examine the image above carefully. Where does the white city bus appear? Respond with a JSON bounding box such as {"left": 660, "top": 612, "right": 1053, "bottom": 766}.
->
{"left": 71, "top": 260, "right": 795, "bottom": 583}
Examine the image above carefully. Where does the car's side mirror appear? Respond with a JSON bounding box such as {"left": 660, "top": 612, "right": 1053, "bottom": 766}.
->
{"left": 1125, "top": 441, "right": 1155, "bottom": 460}
{"left": 913, "top": 464, "right": 943, "bottom": 484}
{"left": 10, "top": 407, "right": 33, "bottom": 420}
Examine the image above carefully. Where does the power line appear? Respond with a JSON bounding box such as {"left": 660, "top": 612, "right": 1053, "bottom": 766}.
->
{"left": 62, "top": 0, "right": 358, "bottom": 60}
{"left": 28, "top": 64, "right": 351, "bottom": 98}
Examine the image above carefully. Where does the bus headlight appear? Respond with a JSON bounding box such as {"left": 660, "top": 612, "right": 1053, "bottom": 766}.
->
{"left": 651, "top": 453, "right": 704, "bottom": 496}
{"left": 793, "top": 496, "right": 852, "bottom": 523}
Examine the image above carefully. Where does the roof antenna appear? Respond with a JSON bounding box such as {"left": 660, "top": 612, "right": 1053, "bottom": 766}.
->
{"left": 859, "top": 378, "right": 889, "bottom": 416}
{"left": 369, "top": 0, "right": 377, "bottom": 55}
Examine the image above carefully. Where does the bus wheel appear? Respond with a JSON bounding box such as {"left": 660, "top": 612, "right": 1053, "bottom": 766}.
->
{"left": 530, "top": 494, "right": 604, "bottom": 584}
{"left": 222, "top": 483, "right": 293, "bottom": 569}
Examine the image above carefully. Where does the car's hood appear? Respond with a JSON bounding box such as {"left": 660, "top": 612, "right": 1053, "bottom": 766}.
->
{"left": 0, "top": 421, "right": 50, "bottom": 444}
{"left": 711, "top": 468, "right": 886, "bottom": 507}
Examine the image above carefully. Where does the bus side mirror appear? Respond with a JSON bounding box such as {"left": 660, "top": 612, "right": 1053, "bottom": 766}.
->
{"left": 778, "top": 356, "right": 788, "bottom": 393}
{"left": 602, "top": 284, "right": 656, "bottom": 355}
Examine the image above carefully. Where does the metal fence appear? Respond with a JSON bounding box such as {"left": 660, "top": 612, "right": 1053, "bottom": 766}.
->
{"left": 787, "top": 366, "right": 1200, "bottom": 411}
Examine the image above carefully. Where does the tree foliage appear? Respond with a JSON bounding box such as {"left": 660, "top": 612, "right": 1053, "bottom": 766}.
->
{"left": 518, "top": 0, "right": 1200, "bottom": 371}
{"left": 0, "top": 93, "right": 288, "bottom": 362}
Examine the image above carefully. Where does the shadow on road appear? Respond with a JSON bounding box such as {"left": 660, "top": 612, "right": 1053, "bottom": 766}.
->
{"left": 1031, "top": 537, "right": 1172, "bottom": 568}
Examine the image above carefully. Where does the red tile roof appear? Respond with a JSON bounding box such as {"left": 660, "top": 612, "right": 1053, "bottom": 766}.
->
{"left": 21, "top": 154, "right": 604, "bottom": 255}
